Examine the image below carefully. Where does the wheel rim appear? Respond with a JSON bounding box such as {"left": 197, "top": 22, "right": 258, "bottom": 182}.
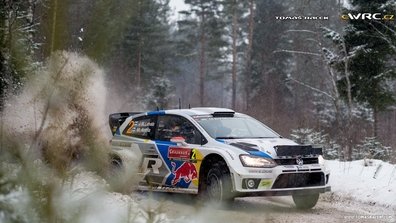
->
{"left": 111, "top": 159, "right": 122, "bottom": 168}
{"left": 207, "top": 172, "right": 222, "bottom": 201}
{"left": 110, "top": 158, "right": 122, "bottom": 175}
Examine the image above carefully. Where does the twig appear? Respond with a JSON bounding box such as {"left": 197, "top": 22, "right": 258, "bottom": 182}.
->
{"left": 366, "top": 21, "right": 396, "bottom": 53}
{"left": 273, "top": 49, "right": 322, "bottom": 57}
{"left": 285, "top": 29, "right": 317, "bottom": 34}
{"left": 29, "top": 56, "right": 69, "bottom": 151}
{"left": 287, "top": 76, "right": 335, "bottom": 100}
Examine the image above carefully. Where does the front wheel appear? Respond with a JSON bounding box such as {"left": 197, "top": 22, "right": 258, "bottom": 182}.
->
{"left": 292, "top": 193, "right": 319, "bottom": 209}
{"left": 199, "top": 161, "right": 234, "bottom": 205}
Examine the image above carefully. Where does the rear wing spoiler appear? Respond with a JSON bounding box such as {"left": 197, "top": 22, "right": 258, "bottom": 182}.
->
{"left": 109, "top": 112, "right": 142, "bottom": 135}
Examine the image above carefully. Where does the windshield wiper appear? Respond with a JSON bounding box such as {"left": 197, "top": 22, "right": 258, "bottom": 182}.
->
{"left": 250, "top": 136, "right": 277, "bottom": 139}
{"left": 216, "top": 136, "right": 277, "bottom": 139}
{"left": 215, "top": 137, "right": 242, "bottom": 139}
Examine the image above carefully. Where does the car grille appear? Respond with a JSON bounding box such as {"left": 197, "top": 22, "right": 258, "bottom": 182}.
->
{"left": 274, "top": 157, "right": 318, "bottom": 165}
{"left": 272, "top": 172, "right": 325, "bottom": 189}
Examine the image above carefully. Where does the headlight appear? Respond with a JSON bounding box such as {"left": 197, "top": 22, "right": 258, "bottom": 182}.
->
{"left": 240, "top": 155, "right": 277, "bottom": 168}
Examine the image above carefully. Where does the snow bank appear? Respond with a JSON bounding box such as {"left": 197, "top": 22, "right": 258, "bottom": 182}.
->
{"left": 58, "top": 171, "right": 169, "bottom": 223}
{"left": 328, "top": 159, "right": 396, "bottom": 208}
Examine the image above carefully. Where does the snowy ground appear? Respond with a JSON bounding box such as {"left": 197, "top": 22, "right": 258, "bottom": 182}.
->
{"left": 59, "top": 159, "right": 396, "bottom": 223}
{"left": 3, "top": 160, "right": 395, "bottom": 223}
{"left": 327, "top": 159, "right": 396, "bottom": 208}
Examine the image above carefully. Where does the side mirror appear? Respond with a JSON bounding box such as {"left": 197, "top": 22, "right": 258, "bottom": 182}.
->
{"left": 170, "top": 136, "right": 187, "bottom": 146}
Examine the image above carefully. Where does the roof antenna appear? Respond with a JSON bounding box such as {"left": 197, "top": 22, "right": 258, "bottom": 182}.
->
{"left": 156, "top": 106, "right": 159, "bottom": 111}
{"left": 178, "top": 98, "right": 181, "bottom": 109}
{"left": 188, "top": 104, "right": 191, "bottom": 109}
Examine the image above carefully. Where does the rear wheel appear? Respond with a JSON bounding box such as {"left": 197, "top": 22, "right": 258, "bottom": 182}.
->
{"left": 292, "top": 193, "right": 319, "bottom": 209}
{"left": 200, "top": 160, "right": 234, "bottom": 205}
{"left": 107, "top": 156, "right": 128, "bottom": 192}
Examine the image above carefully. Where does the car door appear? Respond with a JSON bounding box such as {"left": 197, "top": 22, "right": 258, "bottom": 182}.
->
{"left": 121, "top": 115, "right": 169, "bottom": 187}
{"left": 154, "top": 115, "right": 206, "bottom": 189}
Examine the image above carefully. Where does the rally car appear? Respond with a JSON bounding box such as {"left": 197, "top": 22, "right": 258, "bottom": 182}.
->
{"left": 108, "top": 107, "right": 331, "bottom": 209}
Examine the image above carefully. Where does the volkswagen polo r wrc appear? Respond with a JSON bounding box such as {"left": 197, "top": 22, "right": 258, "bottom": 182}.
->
{"left": 108, "top": 107, "right": 331, "bottom": 209}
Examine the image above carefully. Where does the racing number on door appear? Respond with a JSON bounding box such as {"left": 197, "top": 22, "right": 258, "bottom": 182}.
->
{"left": 125, "top": 120, "right": 135, "bottom": 135}
{"left": 190, "top": 149, "right": 197, "bottom": 160}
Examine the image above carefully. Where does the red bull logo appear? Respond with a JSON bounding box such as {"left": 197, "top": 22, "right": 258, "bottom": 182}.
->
{"left": 171, "top": 161, "right": 198, "bottom": 185}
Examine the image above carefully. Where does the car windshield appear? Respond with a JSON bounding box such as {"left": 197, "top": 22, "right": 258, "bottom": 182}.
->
{"left": 196, "top": 116, "right": 280, "bottom": 139}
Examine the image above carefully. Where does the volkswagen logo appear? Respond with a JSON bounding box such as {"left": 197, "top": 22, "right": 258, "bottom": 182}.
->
{"left": 296, "top": 157, "right": 304, "bottom": 166}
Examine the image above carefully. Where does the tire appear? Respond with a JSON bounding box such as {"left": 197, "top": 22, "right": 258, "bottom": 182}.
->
{"left": 292, "top": 193, "right": 320, "bottom": 209}
{"left": 200, "top": 160, "right": 234, "bottom": 205}
{"left": 107, "top": 156, "right": 127, "bottom": 192}
{"left": 109, "top": 156, "right": 123, "bottom": 177}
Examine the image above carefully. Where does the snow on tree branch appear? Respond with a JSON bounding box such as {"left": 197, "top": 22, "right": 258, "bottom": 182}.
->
{"left": 286, "top": 74, "right": 335, "bottom": 100}
{"left": 273, "top": 49, "right": 322, "bottom": 57}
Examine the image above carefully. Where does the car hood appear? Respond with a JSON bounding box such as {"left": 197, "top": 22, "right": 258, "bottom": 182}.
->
{"left": 220, "top": 138, "right": 298, "bottom": 158}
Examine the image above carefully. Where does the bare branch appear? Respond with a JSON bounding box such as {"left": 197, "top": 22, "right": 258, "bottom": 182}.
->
{"left": 372, "top": 20, "right": 396, "bottom": 36}
{"left": 366, "top": 21, "right": 396, "bottom": 53}
{"left": 273, "top": 49, "right": 322, "bottom": 57}
{"left": 287, "top": 75, "right": 335, "bottom": 100}
{"left": 286, "top": 29, "right": 316, "bottom": 34}
{"left": 30, "top": 56, "right": 69, "bottom": 150}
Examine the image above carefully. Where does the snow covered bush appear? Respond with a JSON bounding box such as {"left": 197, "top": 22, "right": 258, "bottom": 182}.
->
{"left": 144, "top": 76, "right": 175, "bottom": 110}
{"left": 0, "top": 52, "right": 167, "bottom": 223}
{"left": 354, "top": 137, "right": 392, "bottom": 162}
{"left": 291, "top": 128, "right": 340, "bottom": 159}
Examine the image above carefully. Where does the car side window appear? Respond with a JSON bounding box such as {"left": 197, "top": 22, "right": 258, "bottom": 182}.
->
{"left": 155, "top": 115, "right": 205, "bottom": 145}
{"left": 122, "top": 115, "right": 156, "bottom": 139}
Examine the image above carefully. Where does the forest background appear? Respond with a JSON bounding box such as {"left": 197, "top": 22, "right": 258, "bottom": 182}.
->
{"left": 1, "top": 0, "right": 396, "bottom": 162}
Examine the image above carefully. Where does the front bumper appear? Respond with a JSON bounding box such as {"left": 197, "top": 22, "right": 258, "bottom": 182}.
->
{"left": 237, "top": 186, "right": 331, "bottom": 197}
{"left": 231, "top": 163, "right": 331, "bottom": 194}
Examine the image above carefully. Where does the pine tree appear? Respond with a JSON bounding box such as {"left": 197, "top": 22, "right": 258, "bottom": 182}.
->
{"left": 177, "top": 0, "right": 227, "bottom": 106}
{"left": 119, "top": 0, "right": 166, "bottom": 85}
{"left": 145, "top": 76, "right": 174, "bottom": 110}
{"left": 248, "top": 0, "right": 292, "bottom": 124}
{"left": 338, "top": 0, "right": 396, "bottom": 137}
{"left": 243, "top": 0, "right": 254, "bottom": 111}
{"left": 222, "top": 0, "right": 248, "bottom": 109}
{"left": 0, "top": 0, "right": 38, "bottom": 109}
{"left": 110, "top": 0, "right": 175, "bottom": 108}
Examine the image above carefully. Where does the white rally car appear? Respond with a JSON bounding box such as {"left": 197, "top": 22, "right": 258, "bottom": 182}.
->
{"left": 108, "top": 107, "right": 331, "bottom": 209}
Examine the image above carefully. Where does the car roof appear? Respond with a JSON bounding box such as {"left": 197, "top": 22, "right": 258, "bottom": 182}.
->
{"left": 152, "top": 107, "right": 236, "bottom": 117}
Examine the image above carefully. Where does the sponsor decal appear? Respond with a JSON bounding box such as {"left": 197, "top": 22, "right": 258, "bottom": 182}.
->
{"left": 259, "top": 179, "right": 272, "bottom": 189}
{"left": 168, "top": 147, "right": 198, "bottom": 161}
{"left": 170, "top": 161, "right": 198, "bottom": 186}
{"left": 141, "top": 156, "right": 163, "bottom": 174}
{"left": 225, "top": 150, "right": 234, "bottom": 160}
{"left": 111, "top": 141, "right": 131, "bottom": 147}
{"left": 341, "top": 13, "right": 394, "bottom": 21}
{"left": 275, "top": 15, "right": 329, "bottom": 20}
{"left": 164, "top": 148, "right": 203, "bottom": 188}
{"left": 248, "top": 169, "right": 273, "bottom": 174}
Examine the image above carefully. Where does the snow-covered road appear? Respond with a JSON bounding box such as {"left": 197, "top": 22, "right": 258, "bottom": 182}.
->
{"left": 133, "top": 192, "right": 395, "bottom": 223}
{"left": 53, "top": 159, "right": 396, "bottom": 223}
